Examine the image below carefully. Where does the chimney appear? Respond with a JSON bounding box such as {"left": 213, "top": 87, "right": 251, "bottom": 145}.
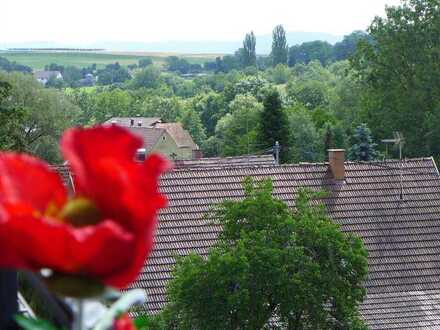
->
{"left": 328, "top": 149, "right": 345, "bottom": 180}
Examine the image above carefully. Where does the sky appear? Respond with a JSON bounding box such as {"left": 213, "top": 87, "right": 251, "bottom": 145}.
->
{"left": 2, "top": 0, "right": 402, "bottom": 44}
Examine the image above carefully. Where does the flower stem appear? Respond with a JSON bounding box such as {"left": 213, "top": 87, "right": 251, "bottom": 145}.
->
{"left": 72, "top": 299, "right": 84, "bottom": 330}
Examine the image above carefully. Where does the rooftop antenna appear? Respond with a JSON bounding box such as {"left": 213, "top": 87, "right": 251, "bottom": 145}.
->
{"left": 381, "top": 132, "right": 405, "bottom": 200}
{"left": 274, "top": 141, "right": 280, "bottom": 165}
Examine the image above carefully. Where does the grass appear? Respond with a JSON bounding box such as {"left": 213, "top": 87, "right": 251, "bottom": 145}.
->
{"left": 0, "top": 51, "right": 220, "bottom": 70}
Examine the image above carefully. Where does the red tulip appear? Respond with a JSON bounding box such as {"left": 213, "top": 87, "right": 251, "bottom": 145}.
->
{"left": 0, "top": 125, "right": 170, "bottom": 289}
{"left": 114, "top": 314, "right": 137, "bottom": 330}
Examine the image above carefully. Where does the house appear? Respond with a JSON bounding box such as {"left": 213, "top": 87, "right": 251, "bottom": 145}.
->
{"left": 127, "top": 150, "right": 440, "bottom": 329}
{"left": 105, "top": 118, "right": 201, "bottom": 160}
{"left": 33, "top": 70, "right": 63, "bottom": 85}
{"left": 153, "top": 123, "right": 200, "bottom": 160}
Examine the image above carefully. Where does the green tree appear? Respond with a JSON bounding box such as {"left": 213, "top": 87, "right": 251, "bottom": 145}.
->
{"left": 215, "top": 94, "right": 263, "bottom": 156}
{"left": 0, "top": 80, "right": 25, "bottom": 151}
{"left": 0, "top": 71, "right": 78, "bottom": 162}
{"left": 333, "top": 31, "right": 371, "bottom": 61}
{"left": 178, "top": 107, "right": 207, "bottom": 147}
{"left": 348, "top": 123, "right": 379, "bottom": 161}
{"left": 191, "top": 92, "right": 227, "bottom": 136}
{"left": 351, "top": 0, "right": 440, "bottom": 156}
{"left": 164, "top": 179, "right": 368, "bottom": 329}
{"left": 257, "top": 89, "right": 290, "bottom": 162}
{"left": 242, "top": 31, "right": 257, "bottom": 67}
{"left": 271, "top": 25, "right": 288, "bottom": 66}
{"left": 287, "top": 106, "right": 323, "bottom": 162}
{"left": 130, "top": 66, "right": 161, "bottom": 89}
{"left": 139, "top": 58, "right": 153, "bottom": 68}
{"left": 288, "top": 40, "right": 333, "bottom": 66}
{"left": 141, "top": 96, "right": 183, "bottom": 122}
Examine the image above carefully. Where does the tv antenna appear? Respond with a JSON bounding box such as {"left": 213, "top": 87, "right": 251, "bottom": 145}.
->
{"left": 381, "top": 132, "right": 405, "bottom": 200}
{"left": 381, "top": 131, "right": 405, "bottom": 160}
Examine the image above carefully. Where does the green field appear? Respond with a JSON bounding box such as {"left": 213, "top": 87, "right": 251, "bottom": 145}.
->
{"left": 0, "top": 51, "right": 220, "bottom": 70}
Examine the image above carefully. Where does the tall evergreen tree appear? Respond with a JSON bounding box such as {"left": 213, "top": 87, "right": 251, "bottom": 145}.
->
{"left": 348, "top": 123, "right": 379, "bottom": 161}
{"left": 242, "top": 31, "right": 257, "bottom": 67}
{"left": 258, "top": 89, "right": 290, "bottom": 163}
{"left": 271, "top": 25, "right": 288, "bottom": 66}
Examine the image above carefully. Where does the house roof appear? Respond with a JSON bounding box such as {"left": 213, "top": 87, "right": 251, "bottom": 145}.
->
{"left": 127, "top": 157, "right": 440, "bottom": 329}
{"left": 154, "top": 123, "right": 199, "bottom": 150}
{"left": 33, "top": 71, "right": 62, "bottom": 80}
{"left": 123, "top": 127, "right": 166, "bottom": 151}
{"left": 174, "top": 154, "right": 276, "bottom": 168}
{"left": 105, "top": 117, "right": 162, "bottom": 128}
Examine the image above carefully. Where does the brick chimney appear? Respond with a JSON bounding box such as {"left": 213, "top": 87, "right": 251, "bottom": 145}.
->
{"left": 328, "top": 149, "right": 345, "bottom": 180}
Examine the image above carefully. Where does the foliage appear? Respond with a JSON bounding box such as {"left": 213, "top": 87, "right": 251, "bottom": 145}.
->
{"left": 271, "top": 25, "right": 289, "bottom": 66}
{"left": 351, "top": 0, "right": 440, "bottom": 157}
{"left": 0, "top": 71, "right": 78, "bottom": 162}
{"left": 286, "top": 106, "right": 324, "bottom": 162}
{"left": 97, "top": 62, "right": 131, "bottom": 85}
{"left": 163, "top": 178, "right": 368, "bottom": 329}
{"left": 190, "top": 92, "right": 227, "bottom": 136}
{"left": 348, "top": 123, "right": 379, "bottom": 161}
{"left": 0, "top": 56, "right": 32, "bottom": 73}
{"left": 257, "top": 88, "right": 290, "bottom": 162}
{"left": 241, "top": 31, "right": 257, "bottom": 67}
{"left": 215, "top": 94, "right": 263, "bottom": 156}
{"left": 139, "top": 57, "right": 153, "bottom": 68}
{"left": 130, "top": 66, "right": 161, "bottom": 89}
{"left": 333, "top": 31, "right": 371, "bottom": 61}
{"left": 178, "top": 107, "right": 207, "bottom": 147}
{"left": 288, "top": 40, "right": 333, "bottom": 66}
{"left": 265, "top": 64, "right": 292, "bottom": 84}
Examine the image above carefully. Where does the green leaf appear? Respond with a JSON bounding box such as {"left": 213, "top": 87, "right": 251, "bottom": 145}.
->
{"left": 15, "top": 315, "right": 58, "bottom": 330}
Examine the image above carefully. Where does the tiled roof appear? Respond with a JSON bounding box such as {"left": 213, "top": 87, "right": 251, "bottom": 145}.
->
{"left": 123, "top": 127, "right": 165, "bottom": 151}
{"left": 128, "top": 157, "right": 440, "bottom": 328}
{"left": 105, "top": 117, "right": 162, "bottom": 128}
{"left": 154, "top": 123, "right": 199, "bottom": 150}
{"left": 174, "top": 154, "right": 276, "bottom": 168}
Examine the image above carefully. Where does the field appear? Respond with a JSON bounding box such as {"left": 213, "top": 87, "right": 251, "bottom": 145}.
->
{"left": 0, "top": 51, "right": 221, "bottom": 70}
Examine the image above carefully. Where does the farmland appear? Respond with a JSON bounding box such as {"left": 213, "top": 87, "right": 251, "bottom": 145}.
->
{"left": 0, "top": 50, "right": 221, "bottom": 69}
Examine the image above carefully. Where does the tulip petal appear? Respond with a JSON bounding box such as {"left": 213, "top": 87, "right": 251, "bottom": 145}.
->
{"left": 0, "top": 153, "right": 67, "bottom": 213}
{"left": 0, "top": 212, "right": 135, "bottom": 280}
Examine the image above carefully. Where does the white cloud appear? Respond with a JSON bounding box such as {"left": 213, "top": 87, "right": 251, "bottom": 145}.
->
{"left": 1, "top": 0, "right": 402, "bottom": 43}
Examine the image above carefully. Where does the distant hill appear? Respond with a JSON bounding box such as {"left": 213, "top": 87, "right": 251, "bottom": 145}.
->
{"left": 2, "top": 31, "right": 343, "bottom": 55}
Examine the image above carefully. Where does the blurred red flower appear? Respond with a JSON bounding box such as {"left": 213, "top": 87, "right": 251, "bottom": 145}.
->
{"left": 0, "top": 125, "right": 170, "bottom": 289}
{"left": 114, "top": 314, "right": 137, "bottom": 330}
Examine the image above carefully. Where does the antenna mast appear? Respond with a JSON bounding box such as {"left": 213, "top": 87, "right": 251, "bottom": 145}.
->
{"left": 381, "top": 132, "right": 405, "bottom": 200}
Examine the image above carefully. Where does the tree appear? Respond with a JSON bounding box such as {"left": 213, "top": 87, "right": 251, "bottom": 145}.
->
{"left": 287, "top": 106, "right": 323, "bottom": 162}
{"left": 0, "top": 71, "right": 78, "bottom": 162}
{"left": 191, "top": 92, "right": 227, "bottom": 136}
{"left": 0, "top": 81, "right": 25, "bottom": 151}
{"left": 271, "top": 25, "right": 288, "bottom": 66}
{"left": 215, "top": 94, "right": 263, "bottom": 156}
{"left": 333, "top": 31, "right": 371, "bottom": 61}
{"left": 351, "top": 0, "right": 440, "bottom": 157}
{"left": 130, "top": 66, "right": 161, "bottom": 89}
{"left": 288, "top": 40, "right": 333, "bottom": 66}
{"left": 257, "top": 89, "right": 290, "bottom": 162}
{"left": 164, "top": 179, "right": 368, "bottom": 329}
{"left": 348, "top": 123, "right": 379, "bottom": 161}
{"left": 139, "top": 58, "right": 153, "bottom": 68}
{"left": 242, "top": 31, "right": 257, "bottom": 67}
{"left": 178, "top": 107, "right": 207, "bottom": 147}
